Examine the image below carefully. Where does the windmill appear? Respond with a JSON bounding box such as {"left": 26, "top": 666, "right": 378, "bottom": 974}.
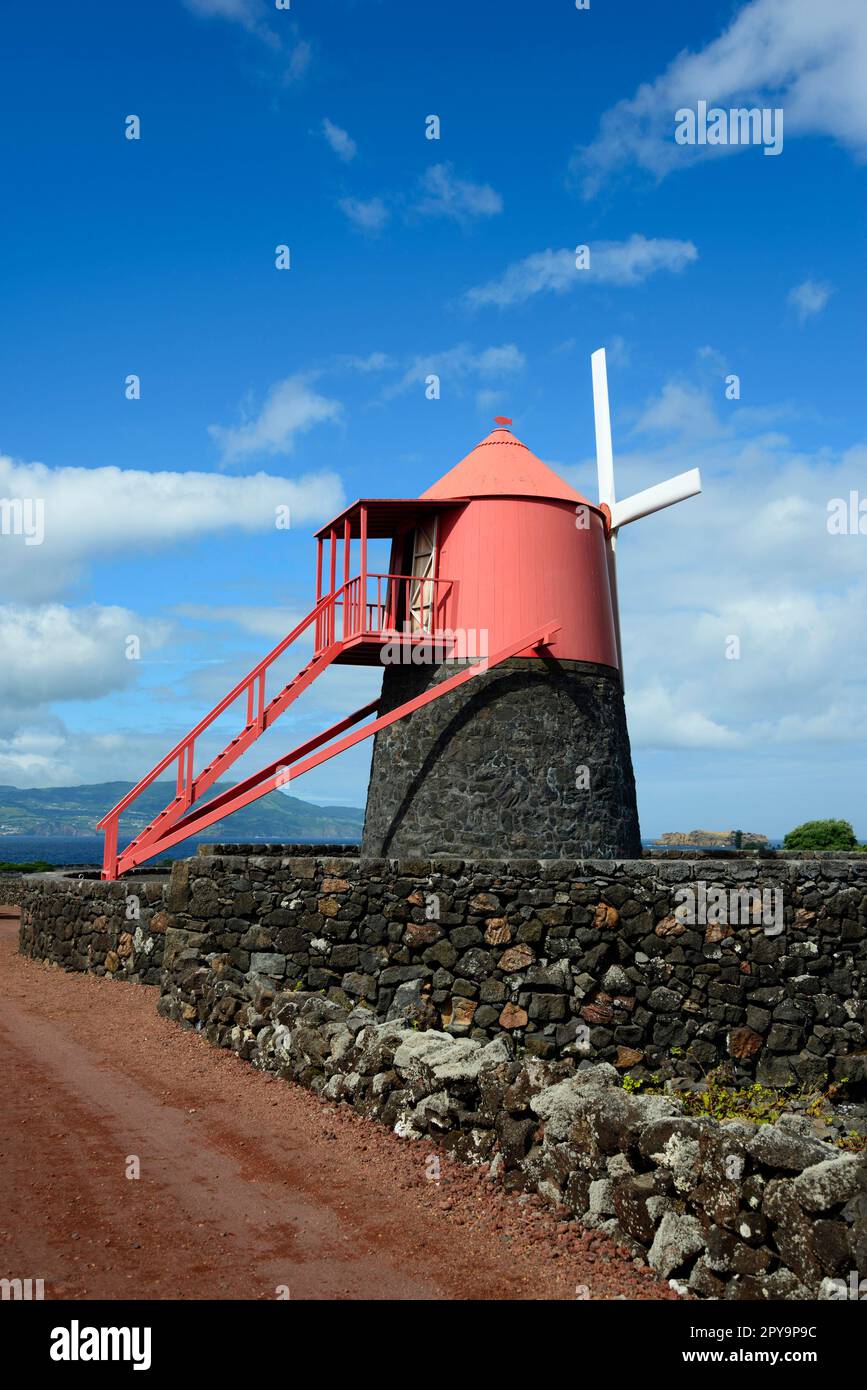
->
{"left": 591, "top": 347, "right": 702, "bottom": 682}
{"left": 100, "top": 358, "right": 696, "bottom": 873}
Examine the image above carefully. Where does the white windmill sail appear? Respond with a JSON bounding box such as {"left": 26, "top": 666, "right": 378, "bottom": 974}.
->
{"left": 590, "top": 348, "right": 702, "bottom": 686}
{"left": 591, "top": 349, "right": 616, "bottom": 512}
{"left": 610, "top": 470, "right": 702, "bottom": 530}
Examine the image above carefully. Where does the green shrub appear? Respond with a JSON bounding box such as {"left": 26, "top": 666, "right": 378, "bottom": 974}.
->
{"left": 782, "top": 819, "right": 857, "bottom": 851}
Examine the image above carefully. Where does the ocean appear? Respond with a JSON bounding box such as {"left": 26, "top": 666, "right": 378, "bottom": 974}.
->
{"left": 0, "top": 834, "right": 359, "bottom": 869}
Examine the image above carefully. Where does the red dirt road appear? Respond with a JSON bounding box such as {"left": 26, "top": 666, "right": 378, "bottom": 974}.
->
{"left": 0, "top": 912, "right": 673, "bottom": 1301}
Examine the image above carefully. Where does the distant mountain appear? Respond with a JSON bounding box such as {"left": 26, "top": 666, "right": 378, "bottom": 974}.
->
{"left": 0, "top": 782, "right": 364, "bottom": 842}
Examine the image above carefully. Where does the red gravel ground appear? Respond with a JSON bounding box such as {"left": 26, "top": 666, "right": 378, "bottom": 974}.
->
{"left": 0, "top": 910, "right": 677, "bottom": 1301}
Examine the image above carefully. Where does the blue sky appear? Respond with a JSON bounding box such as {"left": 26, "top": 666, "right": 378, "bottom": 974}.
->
{"left": 0, "top": 0, "right": 865, "bottom": 840}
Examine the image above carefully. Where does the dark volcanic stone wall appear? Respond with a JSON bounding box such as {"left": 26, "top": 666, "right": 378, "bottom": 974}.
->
{"left": 155, "top": 851, "right": 867, "bottom": 1088}
{"left": 18, "top": 875, "right": 166, "bottom": 983}
{"left": 362, "top": 657, "right": 641, "bottom": 858}
{"left": 0, "top": 875, "right": 31, "bottom": 910}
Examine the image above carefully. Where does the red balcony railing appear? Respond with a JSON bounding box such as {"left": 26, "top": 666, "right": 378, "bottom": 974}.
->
{"left": 315, "top": 572, "right": 453, "bottom": 653}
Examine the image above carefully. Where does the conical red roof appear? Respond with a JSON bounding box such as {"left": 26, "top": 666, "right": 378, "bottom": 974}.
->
{"left": 421, "top": 425, "right": 591, "bottom": 505}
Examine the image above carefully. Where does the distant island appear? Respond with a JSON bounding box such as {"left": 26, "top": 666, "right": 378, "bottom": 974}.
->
{"left": 653, "top": 829, "right": 769, "bottom": 848}
{"left": 0, "top": 782, "right": 364, "bottom": 842}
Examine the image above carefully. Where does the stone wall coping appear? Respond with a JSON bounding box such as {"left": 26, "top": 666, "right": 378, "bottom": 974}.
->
{"left": 7, "top": 852, "right": 865, "bottom": 907}
{"left": 174, "top": 853, "right": 867, "bottom": 880}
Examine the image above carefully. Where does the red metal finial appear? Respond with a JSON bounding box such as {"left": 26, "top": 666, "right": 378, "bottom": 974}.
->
{"left": 494, "top": 416, "right": 512, "bottom": 427}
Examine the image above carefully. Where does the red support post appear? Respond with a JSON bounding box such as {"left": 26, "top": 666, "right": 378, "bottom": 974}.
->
{"left": 343, "top": 518, "right": 351, "bottom": 640}
{"left": 257, "top": 671, "right": 266, "bottom": 730}
{"left": 101, "top": 816, "right": 118, "bottom": 881}
{"left": 360, "top": 505, "right": 367, "bottom": 630}
{"left": 315, "top": 538, "right": 323, "bottom": 651}
{"left": 183, "top": 743, "right": 194, "bottom": 808}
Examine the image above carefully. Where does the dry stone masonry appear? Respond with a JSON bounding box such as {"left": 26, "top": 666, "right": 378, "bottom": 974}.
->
{"left": 151, "top": 849, "right": 867, "bottom": 1087}
{"left": 17, "top": 874, "right": 166, "bottom": 983}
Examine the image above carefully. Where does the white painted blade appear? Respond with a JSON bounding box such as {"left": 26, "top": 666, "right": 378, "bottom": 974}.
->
{"left": 610, "top": 467, "right": 702, "bottom": 531}
{"left": 591, "top": 348, "right": 615, "bottom": 509}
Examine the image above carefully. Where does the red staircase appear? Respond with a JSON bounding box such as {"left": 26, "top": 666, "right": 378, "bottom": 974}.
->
{"left": 98, "top": 571, "right": 559, "bottom": 878}
{"left": 98, "top": 591, "right": 338, "bottom": 878}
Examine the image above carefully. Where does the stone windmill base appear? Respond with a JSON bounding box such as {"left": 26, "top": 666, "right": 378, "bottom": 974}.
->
{"left": 362, "top": 657, "right": 641, "bottom": 859}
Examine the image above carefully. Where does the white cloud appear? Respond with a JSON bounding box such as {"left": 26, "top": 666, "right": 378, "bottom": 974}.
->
{"left": 183, "top": 0, "right": 279, "bottom": 48}
{"left": 0, "top": 714, "right": 168, "bottom": 787}
{"left": 174, "top": 603, "right": 306, "bottom": 641}
{"left": 787, "top": 278, "right": 834, "bottom": 322}
{"left": 464, "top": 236, "right": 698, "bottom": 308}
{"left": 338, "top": 196, "right": 390, "bottom": 233}
{"left": 322, "top": 118, "right": 356, "bottom": 161}
{"left": 574, "top": 0, "right": 867, "bottom": 194}
{"left": 628, "top": 683, "right": 742, "bottom": 751}
{"left": 633, "top": 381, "right": 722, "bottom": 439}
{"left": 208, "top": 372, "right": 343, "bottom": 463}
{"left": 0, "top": 723, "right": 69, "bottom": 783}
{"left": 0, "top": 451, "right": 344, "bottom": 601}
{"left": 0, "top": 604, "right": 170, "bottom": 706}
{"left": 412, "top": 163, "right": 503, "bottom": 223}
{"left": 337, "top": 165, "right": 501, "bottom": 237}
{"left": 384, "top": 343, "right": 526, "bottom": 398}
{"left": 182, "top": 0, "right": 310, "bottom": 79}
{"left": 337, "top": 351, "right": 393, "bottom": 373}
{"left": 286, "top": 39, "right": 311, "bottom": 82}
{"left": 184, "top": 0, "right": 261, "bottom": 22}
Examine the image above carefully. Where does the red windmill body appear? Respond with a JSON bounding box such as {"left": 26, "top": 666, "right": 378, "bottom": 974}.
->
{"left": 417, "top": 423, "right": 618, "bottom": 668}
